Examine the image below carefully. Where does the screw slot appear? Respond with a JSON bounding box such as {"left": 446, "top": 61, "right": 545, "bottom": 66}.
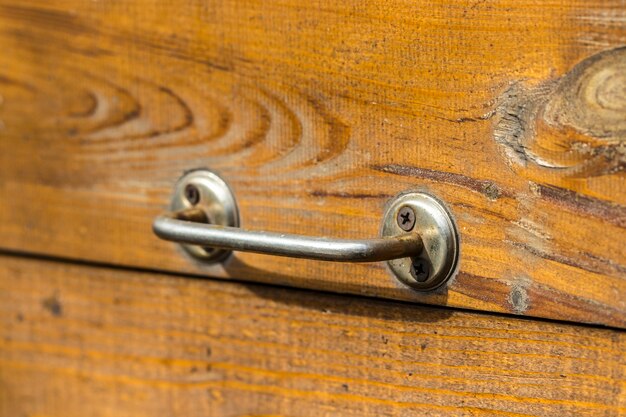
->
{"left": 396, "top": 206, "right": 416, "bottom": 231}
{"left": 184, "top": 184, "right": 201, "bottom": 205}
{"left": 410, "top": 258, "right": 430, "bottom": 282}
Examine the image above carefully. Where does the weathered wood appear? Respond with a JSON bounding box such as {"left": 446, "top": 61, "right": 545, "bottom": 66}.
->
{"left": 0, "top": 254, "right": 624, "bottom": 416}
{"left": 0, "top": 0, "right": 624, "bottom": 327}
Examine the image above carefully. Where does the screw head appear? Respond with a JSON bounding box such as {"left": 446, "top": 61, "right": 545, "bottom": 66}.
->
{"left": 396, "top": 206, "right": 416, "bottom": 231}
{"left": 184, "top": 183, "right": 201, "bottom": 205}
{"left": 410, "top": 259, "right": 430, "bottom": 282}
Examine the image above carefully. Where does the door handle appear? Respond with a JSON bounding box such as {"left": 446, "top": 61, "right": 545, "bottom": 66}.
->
{"left": 154, "top": 210, "right": 423, "bottom": 262}
{"left": 153, "top": 169, "right": 459, "bottom": 291}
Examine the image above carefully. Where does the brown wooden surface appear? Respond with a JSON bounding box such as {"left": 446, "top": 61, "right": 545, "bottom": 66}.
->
{"left": 0, "top": 0, "right": 625, "bottom": 327}
{"left": 0, "top": 254, "right": 624, "bottom": 416}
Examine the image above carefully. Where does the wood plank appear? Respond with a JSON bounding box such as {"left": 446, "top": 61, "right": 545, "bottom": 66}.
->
{"left": 0, "top": 254, "right": 624, "bottom": 416}
{"left": 0, "top": 0, "right": 624, "bottom": 327}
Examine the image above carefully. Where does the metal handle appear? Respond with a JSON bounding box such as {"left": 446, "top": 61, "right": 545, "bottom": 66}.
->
{"left": 153, "top": 169, "right": 459, "bottom": 291}
{"left": 153, "top": 210, "right": 423, "bottom": 263}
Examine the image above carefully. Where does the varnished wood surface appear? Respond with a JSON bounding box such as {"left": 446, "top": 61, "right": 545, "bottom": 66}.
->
{"left": 0, "top": 254, "right": 624, "bottom": 416}
{"left": 0, "top": 0, "right": 624, "bottom": 327}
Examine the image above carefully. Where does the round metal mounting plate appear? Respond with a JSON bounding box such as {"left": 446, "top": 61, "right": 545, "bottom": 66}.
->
{"left": 382, "top": 192, "right": 459, "bottom": 291}
{"left": 171, "top": 170, "right": 239, "bottom": 261}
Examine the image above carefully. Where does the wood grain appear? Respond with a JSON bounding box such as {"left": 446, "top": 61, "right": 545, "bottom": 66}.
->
{"left": 0, "top": 254, "right": 624, "bottom": 416}
{"left": 0, "top": 0, "right": 624, "bottom": 327}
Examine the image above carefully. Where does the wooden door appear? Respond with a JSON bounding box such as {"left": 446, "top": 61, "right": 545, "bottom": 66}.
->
{"left": 0, "top": 1, "right": 624, "bottom": 414}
